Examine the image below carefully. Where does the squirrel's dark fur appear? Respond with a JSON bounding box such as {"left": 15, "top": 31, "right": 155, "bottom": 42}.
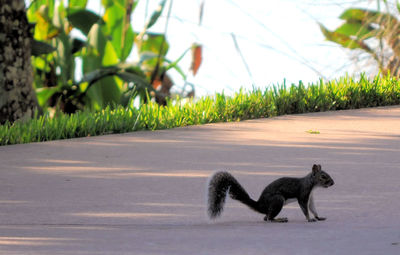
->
{"left": 207, "top": 164, "right": 334, "bottom": 222}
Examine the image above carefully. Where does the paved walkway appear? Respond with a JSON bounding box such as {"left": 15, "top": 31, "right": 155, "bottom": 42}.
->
{"left": 1, "top": 106, "right": 400, "bottom": 254}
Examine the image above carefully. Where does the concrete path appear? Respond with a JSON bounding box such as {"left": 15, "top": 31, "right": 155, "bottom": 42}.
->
{"left": 1, "top": 106, "right": 400, "bottom": 254}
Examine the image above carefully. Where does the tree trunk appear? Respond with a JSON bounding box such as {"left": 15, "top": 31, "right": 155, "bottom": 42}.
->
{"left": 0, "top": 0, "right": 39, "bottom": 124}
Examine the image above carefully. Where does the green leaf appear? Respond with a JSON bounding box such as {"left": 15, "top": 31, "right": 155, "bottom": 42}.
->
{"left": 145, "top": 0, "right": 167, "bottom": 30}
{"left": 163, "top": 48, "right": 190, "bottom": 80}
{"left": 117, "top": 72, "right": 152, "bottom": 90}
{"left": 27, "top": 0, "right": 55, "bottom": 22}
{"left": 82, "top": 74, "right": 123, "bottom": 110}
{"left": 33, "top": 4, "right": 60, "bottom": 40}
{"left": 79, "top": 67, "right": 119, "bottom": 85}
{"left": 137, "top": 33, "right": 169, "bottom": 68}
{"left": 319, "top": 23, "right": 368, "bottom": 50}
{"left": 33, "top": 56, "right": 50, "bottom": 71}
{"left": 165, "top": 47, "right": 190, "bottom": 71}
{"left": 102, "top": 41, "right": 120, "bottom": 66}
{"left": 165, "top": 59, "right": 187, "bottom": 80}
{"left": 334, "top": 21, "right": 376, "bottom": 40}
{"left": 339, "top": 8, "right": 374, "bottom": 21}
{"left": 31, "top": 39, "right": 56, "bottom": 56}
{"left": 397, "top": 1, "right": 400, "bottom": 13}
{"left": 339, "top": 8, "right": 393, "bottom": 26}
{"left": 80, "top": 65, "right": 148, "bottom": 86}
{"left": 68, "top": 0, "right": 88, "bottom": 8}
{"left": 116, "top": 62, "right": 147, "bottom": 76}
{"left": 103, "top": 4, "right": 135, "bottom": 61}
{"left": 53, "top": 1, "right": 67, "bottom": 29}
{"left": 83, "top": 25, "right": 121, "bottom": 109}
{"left": 67, "top": 9, "right": 103, "bottom": 35}
{"left": 36, "top": 87, "right": 59, "bottom": 107}
{"left": 79, "top": 65, "right": 152, "bottom": 108}
{"left": 87, "top": 23, "right": 107, "bottom": 56}
{"left": 120, "top": 27, "right": 135, "bottom": 61}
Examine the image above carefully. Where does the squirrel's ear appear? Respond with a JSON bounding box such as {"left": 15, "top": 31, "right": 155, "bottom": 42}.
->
{"left": 318, "top": 164, "right": 322, "bottom": 171}
{"left": 312, "top": 164, "right": 320, "bottom": 174}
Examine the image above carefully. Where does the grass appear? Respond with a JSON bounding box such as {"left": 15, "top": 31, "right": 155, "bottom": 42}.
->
{"left": 1, "top": 74, "right": 400, "bottom": 146}
{"left": 306, "top": 130, "right": 321, "bottom": 134}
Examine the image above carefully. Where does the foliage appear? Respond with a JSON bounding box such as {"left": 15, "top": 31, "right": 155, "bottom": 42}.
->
{"left": 27, "top": 0, "right": 199, "bottom": 113}
{"left": 1, "top": 74, "right": 400, "bottom": 146}
{"left": 319, "top": 4, "right": 400, "bottom": 76}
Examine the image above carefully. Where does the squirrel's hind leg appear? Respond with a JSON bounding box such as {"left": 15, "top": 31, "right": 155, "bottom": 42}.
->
{"left": 263, "top": 195, "right": 287, "bottom": 223}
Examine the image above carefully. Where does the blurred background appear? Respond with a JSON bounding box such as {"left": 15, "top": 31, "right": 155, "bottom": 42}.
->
{"left": 80, "top": 0, "right": 378, "bottom": 96}
{"left": 19, "top": 0, "right": 400, "bottom": 113}
{"left": 1, "top": 0, "right": 399, "bottom": 137}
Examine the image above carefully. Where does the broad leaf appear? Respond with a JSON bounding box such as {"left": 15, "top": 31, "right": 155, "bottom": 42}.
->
{"left": 137, "top": 33, "right": 169, "bottom": 68}
{"left": 85, "top": 76, "right": 123, "bottom": 110}
{"left": 84, "top": 25, "right": 121, "bottom": 109}
{"left": 102, "top": 41, "right": 120, "bottom": 66}
{"left": 191, "top": 44, "right": 202, "bottom": 76}
{"left": 339, "top": 8, "right": 396, "bottom": 27}
{"left": 103, "top": 3, "right": 135, "bottom": 61}
{"left": 36, "top": 87, "right": 59, "bottom": 107}
{"left": 27, "top": 0, "right": 55, "bottom": 22}
{"left": 87, "top": 23, "right": 107, "bottom": 56}
{"left": 117, "top": 72, "right": 152, "bottom": 90}
{"left": 80, "top": 65, "right": 148, "bottom": 86}
{"left": 120, "top": 65, "right": 147, "bottom": 78}
{"left": 144, "top": 0, "right": 167, "bottom": 30}
{"left": 334, "top": 21, "right": 376, "bottom": 40}
{"left": 33, "top": 56, "right": 52, "bottom": 72}
{"left": 53, "top": 1, "right": 67, "bottom": 30}
{"left": 34, "top": 5, "right": 60, "bottom": 40}
{"left": 79, "top": 67, "right": 118, "bottom": 85}
{"left": 319, "top": 23, "right": 370, "bottom": 51}
{"left": 67, "top": 9, "right": 103, "bottom": 35}
{"left": 31, "top": 39, "right": 56, "bottom": 56}
{"left": 340, "top": 8, "right": 372, "bottom": 21}
{"left": 68, "top": 0, "right": 88, "bottom": 8}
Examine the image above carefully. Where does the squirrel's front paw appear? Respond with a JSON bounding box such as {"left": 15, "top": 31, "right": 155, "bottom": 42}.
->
{"left": 308, "top": 218, "right": 317, "bottom": 222}
{"left": 315, "top": 216, "right": 326, "bottom": 221}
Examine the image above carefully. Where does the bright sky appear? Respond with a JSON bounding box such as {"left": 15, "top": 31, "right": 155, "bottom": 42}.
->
{"left": 39, "top": 0, "right": 384, "bottom": 96}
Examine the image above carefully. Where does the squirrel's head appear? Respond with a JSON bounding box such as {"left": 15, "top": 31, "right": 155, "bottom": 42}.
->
{"left": 312, "top": 164, "right": 334, "bottom": 188}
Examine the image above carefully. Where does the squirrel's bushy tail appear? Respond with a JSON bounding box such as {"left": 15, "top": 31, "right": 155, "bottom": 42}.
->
{"left": 207, "top": 171, "right": 260, "bottom": 219}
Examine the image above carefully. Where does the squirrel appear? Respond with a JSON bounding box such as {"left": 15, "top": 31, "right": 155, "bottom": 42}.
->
{"left": 207, "top": 164, "right": 334, "bottom": 222}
